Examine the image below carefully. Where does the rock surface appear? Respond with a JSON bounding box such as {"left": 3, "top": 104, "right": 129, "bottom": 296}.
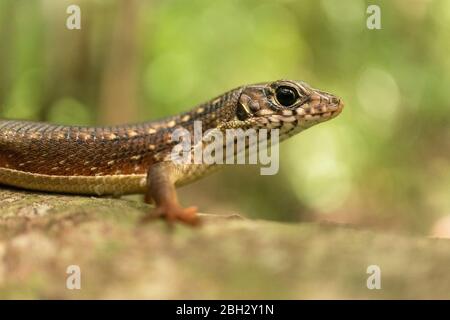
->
{"left": 0, "top": 188, "right": 449, "bottom": 299}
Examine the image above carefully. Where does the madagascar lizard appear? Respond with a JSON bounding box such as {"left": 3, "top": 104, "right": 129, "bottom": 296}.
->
{"left": 0, "top": 80, "right": 343, "bottom": 225}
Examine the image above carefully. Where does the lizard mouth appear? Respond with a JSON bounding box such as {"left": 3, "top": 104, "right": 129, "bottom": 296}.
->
{"left": 297, "top": 96, "right": 344, "bottom": 121}
{"left": 274, "top": 98, "right": 343, "bottom": 139}
{"left": 252, "top": 98, "right": 343, "bottom": 129}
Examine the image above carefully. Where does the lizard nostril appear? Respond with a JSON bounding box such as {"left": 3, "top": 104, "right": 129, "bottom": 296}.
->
{"left": 330, "top": 97, "right": 343, "bottom": 110}
{"left": 331, "top": 97, "right": 339, "bottom": 105}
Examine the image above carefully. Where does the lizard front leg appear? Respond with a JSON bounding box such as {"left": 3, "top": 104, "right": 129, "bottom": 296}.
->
{"left": 141, "top": 161, "right": 200, "bottom": 226}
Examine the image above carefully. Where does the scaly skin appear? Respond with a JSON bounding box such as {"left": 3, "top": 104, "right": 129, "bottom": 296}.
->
{"left": 0, "top": 80, "right": 343, "bottom": 225}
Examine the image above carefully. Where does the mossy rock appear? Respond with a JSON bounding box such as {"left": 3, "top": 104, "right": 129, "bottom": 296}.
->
{"left": 0, "top": 188, "right": 449, "bottom": 299}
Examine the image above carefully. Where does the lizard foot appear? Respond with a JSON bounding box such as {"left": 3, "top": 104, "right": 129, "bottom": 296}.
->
{"left": 141, "top": 203, "right": 200, "bottom": 227}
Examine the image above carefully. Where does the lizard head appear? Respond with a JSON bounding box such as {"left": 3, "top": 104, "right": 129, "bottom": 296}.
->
{"left": 230, "top": 79, "right": 344, "bottom": 140}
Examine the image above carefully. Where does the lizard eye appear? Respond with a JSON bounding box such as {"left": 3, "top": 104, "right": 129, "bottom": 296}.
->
{"left": 275, "top": 86, "right": 299, "bottom": 107}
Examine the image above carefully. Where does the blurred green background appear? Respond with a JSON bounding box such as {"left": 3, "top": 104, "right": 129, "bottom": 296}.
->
{"left": 0, "top": 0, "right": 449, "bottom": 235}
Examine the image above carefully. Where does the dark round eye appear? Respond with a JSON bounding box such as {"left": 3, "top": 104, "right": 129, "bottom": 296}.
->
{"left": 275, "top": 86, "right": 299, "bottom": 107}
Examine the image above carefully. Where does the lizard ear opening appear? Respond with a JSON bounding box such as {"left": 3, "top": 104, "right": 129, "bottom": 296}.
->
{"left": 236, "top": 102, "right": 251, "bottom": 121}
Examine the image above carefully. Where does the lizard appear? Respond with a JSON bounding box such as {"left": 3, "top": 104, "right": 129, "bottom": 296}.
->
{"left": 0, "top": 80, "right": 343, "bottom": 225}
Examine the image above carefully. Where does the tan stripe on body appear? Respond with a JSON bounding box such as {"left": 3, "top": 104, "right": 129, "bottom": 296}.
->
{"left": 0, "top": 167, "right": 147, "bottom": 195}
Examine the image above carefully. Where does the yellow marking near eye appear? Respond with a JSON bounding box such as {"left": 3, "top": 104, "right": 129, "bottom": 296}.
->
{"left": 269, "top": 116, "right": 281, "bottom": 123}
{"left": 167, "top": 120, "right": 176, "bottom": 128}
{"left": 281, "top": 116, "right": 296, "bottom": 123}
{"left": 181, "top": 115, "right": 190, "bottom": 122}
{"left": 257, "top": 109, "right": 274, "bottom": 116}
{"left": 196, "top": 107, "right": 204, "bottom": 114}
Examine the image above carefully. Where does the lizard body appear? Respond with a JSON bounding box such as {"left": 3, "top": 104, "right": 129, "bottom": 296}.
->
{"left": 0, "top": 80, "right": 343, "bottom": 224}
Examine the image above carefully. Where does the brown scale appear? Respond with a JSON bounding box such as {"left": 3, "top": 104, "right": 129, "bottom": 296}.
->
{"left": 0, "top": 87, "right": 241, "bottom": 177}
